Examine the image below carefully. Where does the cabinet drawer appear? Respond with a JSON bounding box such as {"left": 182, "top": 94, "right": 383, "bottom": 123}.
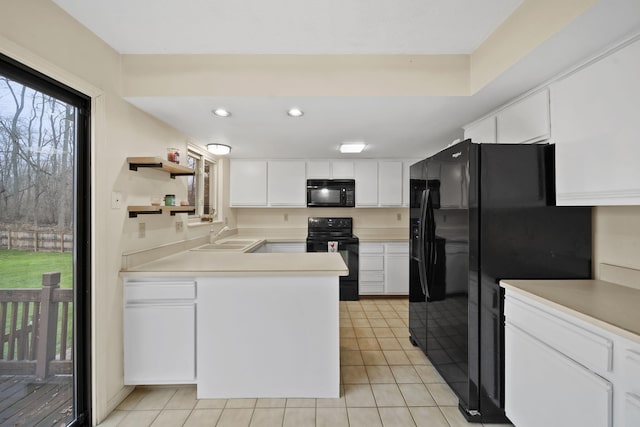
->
{"left": 125, "top": 281, "right": 196, "bottom": 302}
{"left": 360, "top": 243, "right": 384, "bottom": 254}
{"left": 505, "top": 294, "right": 613, "bottom": 373}
{"left": 360, "top": 282, "right": 384, "bottom": 294}
{"left": 385, "top": 242, "right": 408, "bottom": 254}
{"left": 360, "top": 271, "right": 384, "bottom": 282}
{"left": 360, "top": 255, "right": 384, "bottom": 271}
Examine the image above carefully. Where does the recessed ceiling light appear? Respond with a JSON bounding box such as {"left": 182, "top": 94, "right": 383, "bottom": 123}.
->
{"left": 212, "top": 108, "right": 231, "bottom": 117}
{"left": 207, "top": 143, "right": 232, "bottom": 155}
{"left": 340, "top": 143, "right": 366, "bottom": 154}
{"left": 287, "top": 108, "right": 304, "bottom": 117}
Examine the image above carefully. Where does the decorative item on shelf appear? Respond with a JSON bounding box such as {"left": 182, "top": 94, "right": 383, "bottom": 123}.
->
{"left": 207, "top": 143, "right": 231, "bottom": 156}
{"left": 150, "top": 195, "right": 162, "bottom": 206}
{"left": 164, "top": 194, "right": 176, "bottom": 206}
{"left": 179, "top": 200, "right": 189, "bottom": 206}
{"left": 167, "top": 148, "right": 180, "bottom": 164}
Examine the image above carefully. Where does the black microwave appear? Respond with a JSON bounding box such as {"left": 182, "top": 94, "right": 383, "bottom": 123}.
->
{"left": 306, "top": 179, "right": 355, "bottom": 207}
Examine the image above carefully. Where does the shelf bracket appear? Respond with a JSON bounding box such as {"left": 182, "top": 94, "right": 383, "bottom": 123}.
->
{"left": 170, "top": 172, "right": 195, "bottom": 179}
{"left": 128, "top": 209, "right": 163, "bottom": 218}
{"left": 170, "top": 209, "right": 196, "bottom": 216}
{"left": 129, "top": 162, "right": 163, "bottom": 172}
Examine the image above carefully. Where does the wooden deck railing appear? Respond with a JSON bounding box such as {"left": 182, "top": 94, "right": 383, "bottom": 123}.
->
{"left": 0, "top": 272, "right": 73, "bottom": 379}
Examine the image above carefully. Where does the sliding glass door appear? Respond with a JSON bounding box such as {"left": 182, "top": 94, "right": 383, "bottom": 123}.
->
{"left": 0, "top": 53, "right": 91, "bottom": 426}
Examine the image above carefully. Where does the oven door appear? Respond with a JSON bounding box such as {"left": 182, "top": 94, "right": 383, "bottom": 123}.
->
{"left": 307, "top": 239, "right": 359, "bottom": 300}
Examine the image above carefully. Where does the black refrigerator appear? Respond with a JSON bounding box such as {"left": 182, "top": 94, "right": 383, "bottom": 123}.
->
{"left": 409, "top": 140, "right": 592, "bottom": 423}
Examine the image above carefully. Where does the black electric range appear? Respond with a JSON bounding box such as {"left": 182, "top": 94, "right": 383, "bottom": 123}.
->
{"left": 306, "top": 217, "right": 359, "bottom": 301}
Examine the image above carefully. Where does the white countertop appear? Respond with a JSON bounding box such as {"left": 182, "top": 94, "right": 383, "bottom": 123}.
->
{"left": 500, "top": 279, "right": 640, "bottom": 344}
{"left": 121, "top": 250, "right": 349, "bottom": 277}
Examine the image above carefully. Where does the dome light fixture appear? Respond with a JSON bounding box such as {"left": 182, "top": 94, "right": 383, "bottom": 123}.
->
{"left": 207, "top": 143, "right": 232, "bottom": 155}
{"left": 287, "top": 108, "right": 304, "bottom": 117}
{"left": 339, "top": 143, "right": 366, "bottom": 154}
{"left": 212, "top": 108, "right": 231, "bottom": 117}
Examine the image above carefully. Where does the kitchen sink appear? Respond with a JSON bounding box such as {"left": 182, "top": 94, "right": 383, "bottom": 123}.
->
{"left": 193, "top": 243, "right": 248, "bottom": 250}
{"left": 216, "top": 240, "right": 257, "bottom": 245}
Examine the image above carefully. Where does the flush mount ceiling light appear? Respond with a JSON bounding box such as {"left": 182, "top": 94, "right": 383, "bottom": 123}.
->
{"left": 207, "top": 143, "right": 232, "bottom": 155}
{"left": 287, "top": 108, "right": 304, "bottom": 117}
{"left": 339, "top": 143, "right": 366, "bottom": 154}
{"left": 212, "top": 108, "right": 231, "bottom": 117}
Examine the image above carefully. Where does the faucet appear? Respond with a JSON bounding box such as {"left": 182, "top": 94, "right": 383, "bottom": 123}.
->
{"left": 211, "top": 225, "right": 231, "bottom": 243}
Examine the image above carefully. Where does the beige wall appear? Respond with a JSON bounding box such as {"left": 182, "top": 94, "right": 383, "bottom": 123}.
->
{"left": 236, "top": 207, "right": 408, "bottom": 232}
{"left": 0, "top": 1, "right": 229, "bottom": 424}
{"left": 593, "top": 206, "right": 640, "bottom": 277}
{"left": 471, "top": 0, "right": 597, "bottom": 93}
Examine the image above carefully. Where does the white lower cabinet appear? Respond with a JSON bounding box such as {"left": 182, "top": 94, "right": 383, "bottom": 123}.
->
{"left": 505, "top": 323, "right": 612, "bottom": 427}
{"left": 359, "top": 242, "right": 408, "bottom": 295}
{"left": 384, "top": 242, "right": 409, "bottom": 294}
{"left": 504, "top": 290, "right": 640, "bottom": 427}
{"left": 124, "top": 279, "right": 196, "bottom": 385}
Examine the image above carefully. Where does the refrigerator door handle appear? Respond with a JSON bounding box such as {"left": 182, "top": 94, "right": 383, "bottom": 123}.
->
{"left": 428, "top": 191, "right": 437, "bottom": 284}
{"left": 419, "top": 189, "right": 430, "bottom": 298}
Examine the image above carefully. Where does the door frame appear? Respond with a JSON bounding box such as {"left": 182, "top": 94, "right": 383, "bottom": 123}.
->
{"left": 0, "top": 52, "right": 92, "bottom": 426}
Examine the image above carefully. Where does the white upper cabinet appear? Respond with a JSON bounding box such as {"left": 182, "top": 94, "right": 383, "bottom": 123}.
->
{"left": 268, "top": 160, "right": 306, "bottom": 206}
{"left": 305, "top": 160, "right": 354, "bottom": 179}
{"left": 551, "top": 38, "right": 640, "bottom": 205}
{"left": 331, "top": 161, "right": 355, "bottom": 179}
{"left": 230, "top": 160, "right": 268, "bottom": 207}
{"left": 403, "top": 159, "right": 420, "bottom": 207}
{"left": 497, "top": 89, "right": 550, "bottom": 144}
{"left": 378, "top": 161, "right": 403, "bottom": 207}
{"left": 306, "top": 160, "right": 331, "bottom": 179}
{"left": 355, "top": 161, "right": 379, "bottom": 207}
{"left": 464, "top": 115, "right": 497, "bottom": 143}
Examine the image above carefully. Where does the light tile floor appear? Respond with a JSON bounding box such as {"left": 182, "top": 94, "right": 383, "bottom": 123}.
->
{"left": 99, "top": 298, "right": 511, "bottom": 426}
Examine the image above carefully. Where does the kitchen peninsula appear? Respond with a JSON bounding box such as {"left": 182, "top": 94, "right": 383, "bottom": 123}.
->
{"left": 120, "top": 245, "right": 348, "bottom": 399}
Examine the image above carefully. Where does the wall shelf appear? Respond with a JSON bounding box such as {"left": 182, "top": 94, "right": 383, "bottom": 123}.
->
{"left": 127, "top": 157, "right": 195, "bottom": 179}
{"left": 128, "top": 206, "right": 196, "bottom": 218}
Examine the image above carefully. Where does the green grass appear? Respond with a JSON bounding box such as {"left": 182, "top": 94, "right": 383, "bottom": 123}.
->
{"left": 0, "top": 249, "right": 72, "bottom": 289}
{"left": 0, "top": 249, "right": 73, "bottom": 360}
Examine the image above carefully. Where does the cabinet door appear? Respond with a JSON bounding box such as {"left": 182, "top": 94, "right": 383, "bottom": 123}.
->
{"left": 384, "top": 249, "right": 409, "bottom": 294}
{"left": 625, "top": 393, "right": 640, "bottom": 427}
{"left": 230, "top": 160, "right": 268, "bottom": 206}
{"left": 124, "top": 304, "right": 195, "bottom": 384}
{"left": 306, "top": 160, "right": 331, "bottom": 179}
{"left": 403, "top": 160, "right": 420, "bottom": 207}
{"left": 355, "top": 161, "right": 378, "bottom": 207}
{"left": 268, "top": 160, "right": 306, "bottom": 206}
{"left": 497, "top": 89, "right": 550, "bottom": 144}
{"left": 551, "top": 38, "right": 640, "bottom": 205}
{"left": 331, "top": 160, "right": 354, "bottom": 178}
{"left": 464, "top": 115, "right": 497, "bottom": 143}
{"left": 505, "top": 323, "right": 613, "bottom": 427}
{"left": 378, "top": 161, "right": 403, "bottom": 207}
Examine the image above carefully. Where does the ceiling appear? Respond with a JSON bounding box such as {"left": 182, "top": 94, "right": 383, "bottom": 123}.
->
{"left": 51, "top": 0, "right": 522, "bottom": 55}
{"left": 52, "top": 0, "right": 640, "bottom": 159}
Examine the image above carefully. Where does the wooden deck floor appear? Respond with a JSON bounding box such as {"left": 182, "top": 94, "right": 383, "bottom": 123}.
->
{"left": 0, "top": 376, "right": 72, "bottom": 427}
